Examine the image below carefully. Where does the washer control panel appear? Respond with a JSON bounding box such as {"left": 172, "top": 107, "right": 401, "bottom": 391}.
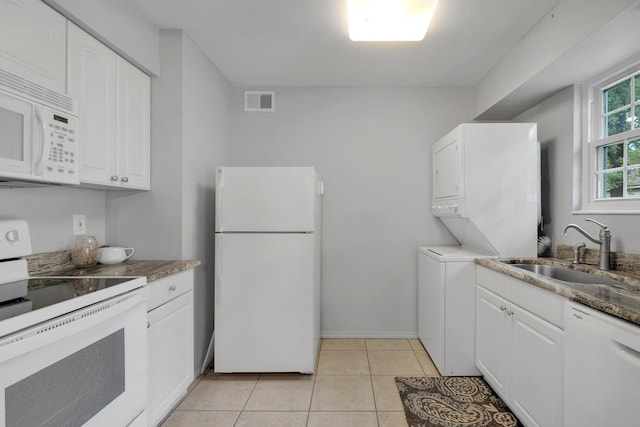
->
{"left": 431, "top": 200, "right": 467, "bottom": 217}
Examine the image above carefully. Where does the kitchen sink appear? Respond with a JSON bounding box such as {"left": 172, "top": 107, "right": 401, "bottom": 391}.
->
{"left": 509, "top": 263, "right": 628, "bottom": 288}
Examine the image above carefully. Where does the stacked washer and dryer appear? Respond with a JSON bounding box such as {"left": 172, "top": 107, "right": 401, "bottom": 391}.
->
{"left": 418, "top": 123, "right": 539, "bottom": 376}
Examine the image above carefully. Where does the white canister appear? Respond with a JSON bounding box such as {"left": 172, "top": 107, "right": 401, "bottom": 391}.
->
{"left": 98, "top": 247, "right": 134, "bottom": 265}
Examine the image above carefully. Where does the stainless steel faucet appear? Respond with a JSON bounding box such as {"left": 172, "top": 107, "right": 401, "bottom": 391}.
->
{"left": 562, "top": 218, "right": 611, "bottom": 270}
{"left": 572, "top": 242, "right": 585, "bottom": 264}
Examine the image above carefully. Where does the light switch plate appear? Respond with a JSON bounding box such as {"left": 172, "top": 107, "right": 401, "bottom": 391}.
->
{"left": 73, "top": 214, "right": 86, "bottom": 235}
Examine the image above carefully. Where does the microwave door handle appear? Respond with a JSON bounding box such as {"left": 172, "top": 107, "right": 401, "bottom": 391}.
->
{"left": 33, "top": 106, "right": 48, "bottom": 175}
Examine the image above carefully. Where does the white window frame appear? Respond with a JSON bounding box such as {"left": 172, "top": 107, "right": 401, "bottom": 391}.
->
{"left": 580, "top": 56, "right": 640, "bottom": 213}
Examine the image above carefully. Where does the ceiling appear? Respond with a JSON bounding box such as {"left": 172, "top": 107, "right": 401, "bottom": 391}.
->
{"left": 131, "top": 0, "right": 562, "bottom": 88}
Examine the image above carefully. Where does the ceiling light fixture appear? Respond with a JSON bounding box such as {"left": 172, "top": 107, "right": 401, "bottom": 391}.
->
{"left": 348, "top": 0, "right": 439, "bottom": 42}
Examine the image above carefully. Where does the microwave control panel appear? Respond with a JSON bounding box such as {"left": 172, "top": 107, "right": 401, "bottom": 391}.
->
{"left": 43, "top": 109, "right": 79, "bottom": 185}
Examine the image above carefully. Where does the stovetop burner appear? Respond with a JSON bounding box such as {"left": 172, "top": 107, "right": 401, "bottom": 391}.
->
{"left": 0, "top": 277, "right": 135, "bottom": 320}
{"left": 0, "top": 220, "right": 147, "bottom": 340}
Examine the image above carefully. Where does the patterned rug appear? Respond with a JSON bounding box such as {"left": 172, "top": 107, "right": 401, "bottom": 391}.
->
{"left": 395, "top": 377, "right": 522, "bottom": 427}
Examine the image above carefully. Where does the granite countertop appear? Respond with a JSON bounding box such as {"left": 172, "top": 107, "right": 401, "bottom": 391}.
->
{"left": 475, "top": 257, "right": 640, "bottom": 326}
{"left": 43, "top": 260, "right": 201, "bottom": 282}
{"left": 25, "top": 251, "right": 200, "bottom": 283}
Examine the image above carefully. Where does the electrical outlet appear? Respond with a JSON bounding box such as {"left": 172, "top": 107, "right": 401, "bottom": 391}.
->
{"left": 73, "top": 214, "right": 86, "bottom": 235}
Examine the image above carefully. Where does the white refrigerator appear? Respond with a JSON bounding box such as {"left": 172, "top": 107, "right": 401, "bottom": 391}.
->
{"left": 213, "top": 166, "right": 322, "bottom": 373}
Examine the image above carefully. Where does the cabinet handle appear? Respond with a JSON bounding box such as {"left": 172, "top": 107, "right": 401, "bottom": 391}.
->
{"left": 110, "top": 175, "right": 119, "bottom": 181}
{"left": 169, "top": 285, "right": 177, "bottom": 292}
{"left": 121, "top": 176, "right": 129, "bottom": 183}
{"left": 147, "top": 321, "right": 150, "bottom": 329}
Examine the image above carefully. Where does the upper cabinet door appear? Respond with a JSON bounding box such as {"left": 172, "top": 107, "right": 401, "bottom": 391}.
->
{"left": 116, "top": 57, "right": 150, "bottom": 190}
{"left": 67, "top": 22, "right": 117, "bottom": 186}
{"left": 432, "top": 126, "right": 463, "bottom": 201}
{"left": 0, "top": 0, "right": 67, "bottom": 93}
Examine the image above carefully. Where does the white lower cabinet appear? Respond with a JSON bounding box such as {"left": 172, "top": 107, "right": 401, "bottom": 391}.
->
{"left": 476, "top": 287, "right": 509, "bottom": 397}
{"left": 509, "top": 302, "right": 564, "bottom": 427}
{"left": 146, "top": 270, "right": 194, "bottom": 427}
{"left": 476, "top": 266, "right": 564, "bottom": 427}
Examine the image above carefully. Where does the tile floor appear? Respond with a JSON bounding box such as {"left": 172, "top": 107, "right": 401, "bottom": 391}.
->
{"left": 161, "top": 338, "right": 440, "bottom": 427}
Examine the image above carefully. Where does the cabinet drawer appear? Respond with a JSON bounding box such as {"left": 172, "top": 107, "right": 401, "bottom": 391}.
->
{"left": 147, "top": 270, "right": 194, "bottom": 311}
{"left": 476, "top": 266, "right": 512, "bottom": 298}
{"left": 476, "top": 265, "right": 565, "bottom": 329}
{"left": 511, "top": 279, "right": 564, "bottom": 329}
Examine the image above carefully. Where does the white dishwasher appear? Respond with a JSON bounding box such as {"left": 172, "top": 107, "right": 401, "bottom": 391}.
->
{"left": 565, "top": 301, "right": 640, "bottom": 427}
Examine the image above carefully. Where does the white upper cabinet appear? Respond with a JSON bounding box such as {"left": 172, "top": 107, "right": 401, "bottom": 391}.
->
{"left": 67, "top": 23, "right": 150, "bottom": 190}
{"left": 0, "top": 0, "right": 67, "bottom": 93}
{"left": 116, "top": 57, "right": 150, "bottom": 189}
{"left": 67, "top": 22, "right": 117, "bottom": 186}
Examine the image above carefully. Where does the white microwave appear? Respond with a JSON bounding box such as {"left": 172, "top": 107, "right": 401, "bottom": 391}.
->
{"left": 0, "top": 68, "right": 79, "bottom": 186}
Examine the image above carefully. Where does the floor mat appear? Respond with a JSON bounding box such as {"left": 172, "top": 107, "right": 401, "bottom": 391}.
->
{"left": 395, "top": 376, "right": 522, "bottom": 427}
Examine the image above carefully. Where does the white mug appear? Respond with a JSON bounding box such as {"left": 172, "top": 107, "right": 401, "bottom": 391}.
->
{"left": 98, "top": 247, "right": 134, "bottom": 265}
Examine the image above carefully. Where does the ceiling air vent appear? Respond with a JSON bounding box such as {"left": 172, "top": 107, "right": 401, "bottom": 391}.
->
{"left": 244, "top": 91, "right": 275, "bottom": 112}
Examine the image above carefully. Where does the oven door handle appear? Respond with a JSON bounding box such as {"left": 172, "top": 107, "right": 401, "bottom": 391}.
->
{"left": 0, "top": 287, "right": 148, "bottom": 427}
{"left": 0, "top": 288, "right": 148, "bottom": 361}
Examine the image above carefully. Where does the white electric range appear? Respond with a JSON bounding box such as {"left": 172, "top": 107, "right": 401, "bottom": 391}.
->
{"left": 0, "top": 220, "right": 148, "bottom": 427}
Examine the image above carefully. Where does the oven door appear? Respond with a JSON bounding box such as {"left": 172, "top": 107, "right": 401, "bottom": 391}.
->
{"left": 0, "top": 287, "right": 148, "bottom": 427}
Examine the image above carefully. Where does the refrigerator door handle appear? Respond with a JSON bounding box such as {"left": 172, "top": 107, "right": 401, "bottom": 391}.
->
{"left": 215, "top": 234, "right": 223, "bottom": 304}
{"left": 216, "top": 167, "right": 224, "bottom": 231}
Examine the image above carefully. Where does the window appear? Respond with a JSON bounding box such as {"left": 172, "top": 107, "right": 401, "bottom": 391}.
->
{"left": 602, "top": 73, "right": 640, "bottom": 137}
{"left": 582, "top": 59, "right": 640, "bottom": 212}
{"left": 594, "top": 137, "right": 640, "bottom": 199}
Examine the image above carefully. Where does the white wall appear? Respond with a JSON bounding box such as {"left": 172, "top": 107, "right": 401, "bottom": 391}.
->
{"left": 514, "top": 86, "right": 640, "bottom": 255}
{"left": 230, "top": 87, "right": 472, "bottom": 337}
{"left": 107, "top": 29, "right": 232, "bottom": 374}
{"left": 0, "top": 186, "right": 105, "bottom": 253}
{"left": 475, "top": 0, "right": 640, "bottom": 120}
{"left": 105, "top": 31, "right": 184, "bottom": 259}
{"left": 181, "top": 31, "right": 232, "bottom": 371}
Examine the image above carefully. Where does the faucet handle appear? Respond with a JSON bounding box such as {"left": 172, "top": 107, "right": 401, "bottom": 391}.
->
{"left": 585, "top": 218, "right": 608, "bottom": 230}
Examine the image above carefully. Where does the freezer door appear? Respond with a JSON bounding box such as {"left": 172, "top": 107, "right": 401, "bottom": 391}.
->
{"left": 215, "top": 166, "right": 320, "bottom": 232}
{"left": 214, "top": 233, "right": 319, "bottom": 373}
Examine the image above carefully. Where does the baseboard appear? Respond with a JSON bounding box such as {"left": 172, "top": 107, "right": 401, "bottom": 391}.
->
{"left": 320, "top": 331, "right": 418, "bottom": 339}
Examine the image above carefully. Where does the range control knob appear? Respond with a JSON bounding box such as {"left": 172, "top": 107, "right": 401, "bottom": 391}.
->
{"left": 5, "top": 229, "right": 19, "bottom": 242}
